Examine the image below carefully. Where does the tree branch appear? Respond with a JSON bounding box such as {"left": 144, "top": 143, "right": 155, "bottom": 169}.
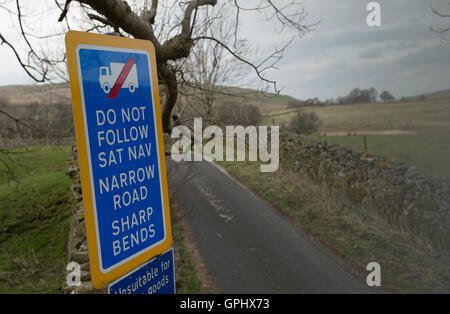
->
{"left": 430, "top": 5, "right": 450, "bottom": 42}
{"left": 430, "top": 5, "right": 450, "bottom": 18}
{"left": 158, "top": 0, "right": 217, "bottom": 61}
{"left": 148, "top": 0, "right": 158, "bottom": 24}
{"left": 192, "top": 36, "right": 280, "bottom": 92}
{"left": 58, "top": 0, "right": 72, "bottom": 22}
{"left": 87, "top": 13, "right": 120, "bottom": 33}
{"left": 158, "top": 62, "right": 178, "bottom": 133}
{"left": 181, "top": 0, "right": 217, "bottom": 36}
{"left": 80, "top": 0, "right": 162, "bottom": 54}
{"left": 0, "top": 34, "right": 47, "bottom": 82}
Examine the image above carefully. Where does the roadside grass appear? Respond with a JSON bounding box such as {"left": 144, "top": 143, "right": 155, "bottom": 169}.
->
{"left": 0, "top": 146, "right": 71, "bottom": 293}
{"left": 219, "top": 160, "right": 450, "bottom": 293}
{"left": 311, "top": 132, "right": 450, "bottom": 178}
{"left": 171, "top": 200, "right": 203, "bottom": 294}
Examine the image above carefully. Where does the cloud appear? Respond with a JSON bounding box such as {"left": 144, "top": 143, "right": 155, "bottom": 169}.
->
{"left": 359, "top": 46, "right": 383, "bottom": 59}
{"left": 398, "top": 44, "right": 450, "bottom": 67}
{"left": 264, "top": 0, "right": 450, "bottom": 100}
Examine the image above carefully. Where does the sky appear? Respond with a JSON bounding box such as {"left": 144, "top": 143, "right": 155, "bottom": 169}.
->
{"left": 0, "top": 0, "right": 449, "bottom": 101}
{"left": 239, "top": 0, "right": 450, "bottom": 100}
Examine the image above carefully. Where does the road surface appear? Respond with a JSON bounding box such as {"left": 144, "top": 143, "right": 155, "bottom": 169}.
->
{"left": 168, "top": 159, "right": 373, "bottom": 294}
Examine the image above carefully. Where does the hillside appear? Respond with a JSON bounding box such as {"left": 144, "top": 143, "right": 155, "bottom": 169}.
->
{"left": 263, "top": 95, "right": 450, "bottom": 135}
{"left": 406, "top": 89, "right": 450, "bottom": 101}
{"left": 2, "top": 82, "right": 449, "bottom": 119}
{"left": 0, "top": 83, "right": 301, "bottom": 113}
{"left": 2, "top": 83, "right": 450, "bottom": 134}
{"left": 0, "top": 83, "right": 71, "bottom": 106}
{"left": 213, "top": 86, "right": 304, "bottom": 114}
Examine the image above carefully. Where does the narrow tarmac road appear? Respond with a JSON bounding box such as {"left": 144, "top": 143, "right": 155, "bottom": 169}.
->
{"left": 168, "top": 159, "right": 373, "bottom": 294}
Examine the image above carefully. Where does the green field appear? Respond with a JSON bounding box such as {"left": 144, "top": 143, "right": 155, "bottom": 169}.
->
{"left": 311, "top": 132, "right": 450, "bottom": 178}
{"left": 260, "top": 95, "right": 450, "bottom": 178}
{"left": 0, "top": 146, "right": 72, "bottom": 293}
{"left": 263, "top": 97, "right": 450, "bottom": 134}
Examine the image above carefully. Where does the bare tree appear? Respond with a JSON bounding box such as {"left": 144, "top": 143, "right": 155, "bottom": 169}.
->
{"left": 369, "top": 87, "right": 378, "bottom": 103}
{"left": 379, "top": 90, "right": 395, "bottom": 102}
{"left": 0, "top": 0, "right": 313, "bottom": 134}
{"left": 430, "top": 3, "right": 450, "bottom": 43}
{"left": 178, "top": 5, "right": 248, "bottom": 119}
{"left": 216, "top": 102, "right": 262, "bottom": 126}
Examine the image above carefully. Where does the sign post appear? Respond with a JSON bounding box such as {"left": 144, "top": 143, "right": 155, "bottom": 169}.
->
{"left": 65, "top": 31, "right": 172, "bottom": 289}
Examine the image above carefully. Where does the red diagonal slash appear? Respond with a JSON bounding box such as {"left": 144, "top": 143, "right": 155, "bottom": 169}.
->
{"left": 108, "top": 58, "right": 136, "bottom": 99}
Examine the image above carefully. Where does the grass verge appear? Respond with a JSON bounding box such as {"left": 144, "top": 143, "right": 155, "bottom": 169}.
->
{"left": 0, "top": 146, "right": 71, "bottom": 293}
{"left": 219, "top": 160, "right": 450, "bottom": 293}
{"left": 171, "top": 199, "right": 203, "bottom": 294}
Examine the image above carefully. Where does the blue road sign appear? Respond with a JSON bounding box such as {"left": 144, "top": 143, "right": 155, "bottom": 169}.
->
{"left": 75, "top": 44, "right": 171, "bottom": 275}
{"left": 108, "top": 248, "right": 175, "bottom": 294}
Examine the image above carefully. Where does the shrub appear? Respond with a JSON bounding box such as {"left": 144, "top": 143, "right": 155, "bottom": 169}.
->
{"left": 216, "top": 103, "right": 262, "bottom": 126}
{"left": 289, "top": 110, "right": 321, "bottom": 135}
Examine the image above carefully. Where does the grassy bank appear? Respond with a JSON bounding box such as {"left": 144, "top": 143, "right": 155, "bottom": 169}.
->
{"left": 219, "top": 160, "right": 450, "bottom": 293}
{"left": 0, "top": 146, "right": 71, "bottom": 293}
{"left": 171, "top": 200, "right": 203, "bottom": 294}
{"left": 0, "top": 145, "right": 203, "bottom": 294}
{"left": 311, "top": 132, "right": 450, "bottom": 178}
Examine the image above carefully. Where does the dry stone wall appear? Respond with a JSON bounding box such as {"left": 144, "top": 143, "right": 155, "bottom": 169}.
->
{"left": 62, "top": 145, "right": 107, "bottom": 294}
{"left": 280, "top": 134, "right": 450, "bottom": 249}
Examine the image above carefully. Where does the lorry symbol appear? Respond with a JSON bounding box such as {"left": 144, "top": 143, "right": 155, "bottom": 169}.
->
{"left": 99, "top": 62, "right": 138, "bottom": 94}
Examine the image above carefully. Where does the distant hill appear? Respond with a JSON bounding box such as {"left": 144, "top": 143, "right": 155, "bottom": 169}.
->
{"left": 0, "top": 83, "right": 302, "bottom": 113}
{"left": 0, "top": 83, "right": 71, "bottom": 105}
{"left": 405, "top": 89, "right": 450, "bottom": 101}
{"left": 3, "top": 82, "right": 449, "bottom": 117}
{"left": 213, "top": 86, "right": 304, "bottom": 113}
{"left": 262, "top": 90, "right": 450, "bottom": 135}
